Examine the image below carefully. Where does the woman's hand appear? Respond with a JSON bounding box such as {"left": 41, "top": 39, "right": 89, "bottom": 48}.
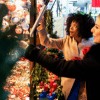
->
{"left": 24, "top": 44, "right": 40, "bottom": 61}
{"left": 37, "top": 16, "right": 45, "bottom": 31}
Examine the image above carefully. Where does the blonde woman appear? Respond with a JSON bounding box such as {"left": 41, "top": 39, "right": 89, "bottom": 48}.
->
{"left": 25, "top": 14, "right": 100, "bottom": 100}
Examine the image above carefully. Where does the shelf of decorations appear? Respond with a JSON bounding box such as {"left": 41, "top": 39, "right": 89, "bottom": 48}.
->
{"left": 3, "top": 57, "right": 30, "bottom": 100}
{"left": 31, "top": 47, "right": 64, "bottom": 100}
{"left": 1, "top": 0, "right": 30, "bottom": 37}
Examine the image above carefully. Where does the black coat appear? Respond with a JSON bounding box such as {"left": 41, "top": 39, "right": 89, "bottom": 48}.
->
{"left": 25, "top": 43, "right": 100, "bottom": 100}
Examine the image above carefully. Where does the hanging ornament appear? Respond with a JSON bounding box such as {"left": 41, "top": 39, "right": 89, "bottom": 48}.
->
{"left": 37, "top": 4, "right": 41, "bottom": 13}
{"left": 21, "top": 0, "right": 27, "bottom": 2}
{"left": 22, "top": 1, "right": 31, "bottom": 9}
{"left": 15, "top": 9, "right": 24, "bottom": 18}
{"left": 23, "top": 30, "right": 29, "bottom": 40}
{"left": 3, "top": 20, "right": 9, "bottom": 26}
{"left": 23, "top": 30, "right": 29, "bottom": 35}
{"left": 21, "top": 21, "right": 29, "bottom": 30}
{"left": 3, "top": 13, "right": 10, "bottom": 22}
{"left": 1, "top": 25, "right": 7, "bottom": 32}
{"left": 50, "top": 0, "right": 53, "bottom": 3}
{"left": 12, "top": 17, "right": 20, "bottom": 24}
{"left": 25, "top": 13, "right": 30, "bottom": 24}
{"left": 6, "top": 2, "right": 16, "bottom": 12}
{"left": 15, "top": 26, "right": 23, "bottom": 34}
{"left": 26, "top": 1, "right": 31, "bottom": 9}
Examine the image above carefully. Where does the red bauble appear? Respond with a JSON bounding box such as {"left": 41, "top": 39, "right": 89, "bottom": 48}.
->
{"left": 7, "top": 4, "right": 16, "bottom": 12}
{"left": 15, "top": 27, "right": 22, "bottom": 34}
{"left": 22, "top": 0, "right": 27, "bottom": 1}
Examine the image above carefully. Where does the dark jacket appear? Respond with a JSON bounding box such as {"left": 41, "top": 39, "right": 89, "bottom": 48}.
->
{"left": 25, "top": 43, "right": 100, "bottom": 100}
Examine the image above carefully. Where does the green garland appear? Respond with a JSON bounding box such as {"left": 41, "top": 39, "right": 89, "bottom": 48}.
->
{"left": 31, "top": 9, "right": 64, "bottom": 100}
{"left": 45, "top": 10, "right": 58, "bottom": 38}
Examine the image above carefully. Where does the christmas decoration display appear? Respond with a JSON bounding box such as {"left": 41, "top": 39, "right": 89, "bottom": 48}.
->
{"left": 1, "top": 0, "right": 30, "bottom": 34}
{"left": 3, "top": 57, "right": 30, "bottom": 100}
{"left": 31, "top": 55, "right": 64, "bottom": 100}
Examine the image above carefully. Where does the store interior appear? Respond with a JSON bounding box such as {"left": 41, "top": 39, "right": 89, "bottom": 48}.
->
{"left": 0, "top": 0, "right": 99, "bottom": 100}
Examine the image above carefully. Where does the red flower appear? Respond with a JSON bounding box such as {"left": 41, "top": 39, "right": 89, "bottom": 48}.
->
{"left": 71, "top": 57, "right": 81, "bottom": 60}
{"left": 58, "top": 49, "right": 60, "bottom": 51}
{"left": 37, "top": 4, "right": 41, "bottom": 13}
{"left": 44, "top": 85, "right": 48, "bottom": 91}
{"left": 43, "top": 48, "right": 46, "bottom": 51}
{"left": 82, "top": 47, "right": 91, "bottom": 56}
{"left": 49, "top": 88, "right": 54, "bottom": 93}
{"left": 54, "top": 55, "right": 58, "bottom": 58}
{"left": 54, "top": 75, "right": 59, "bottom": 80}
{"left": 49, "top": 93, "right": 52, "bottom": 96}
{"left": 39, "top": 86, "right": 43, "bottom": 89}
{"left": 50, "top": 72, "right": 53, "bottom": 75}
{"left": 47, "top": 52, "right": 50, "bottom": 55}
{"left": 45, "top": 68, "right": 47, "bottom": 71}
{"left": 50, "top": 80, "right": 54, "bottom": 88}
{"left": 39, "top": 81, "right": 44, "bottom": 86}
{"left": 53, "top": 83, "right": 57, "bottom": 90}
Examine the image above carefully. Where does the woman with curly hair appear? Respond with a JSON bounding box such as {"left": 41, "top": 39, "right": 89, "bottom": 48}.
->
{"left": 37, "top": 13, "right": 95, "bottom": 100}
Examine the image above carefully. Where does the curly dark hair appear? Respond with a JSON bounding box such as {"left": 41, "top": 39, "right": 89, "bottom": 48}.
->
{"left": 66, "top": 13, "right": 95, "bottom": 40}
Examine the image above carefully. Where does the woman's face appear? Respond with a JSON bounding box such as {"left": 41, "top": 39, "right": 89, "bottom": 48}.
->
{"left": 91, "top": 16, "right": 100, "bottom": 43}
{"left": 69, "top": 21, "right": 79, "bottom": 38}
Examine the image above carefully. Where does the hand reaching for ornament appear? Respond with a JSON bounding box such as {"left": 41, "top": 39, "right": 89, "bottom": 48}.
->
{"left": 37, "top": 16, "right": 45, "bottom": 31}
{"left": 24, "top": 44, "right": 40, "bottom": 61}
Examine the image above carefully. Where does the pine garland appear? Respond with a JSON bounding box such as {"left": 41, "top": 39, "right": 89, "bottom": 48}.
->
{"left": 31, "top": 8, "right": 64, "bottom": 100}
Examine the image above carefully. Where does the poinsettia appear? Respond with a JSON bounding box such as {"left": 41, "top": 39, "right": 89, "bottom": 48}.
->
{"left": 37, "top": 4, "right": 41, "bottom": 13}
{"left": 45, "top": 68, "right": 47, "bottom": 71}
{"left": 47, "top": 52, "right": 50, "bottom": 55}
{"left": 43, "top": 48, "right": 46, "bottom": 51}
{"left": 54, "top": 75, "right": 60, "bottom": 80}
{"left": 54, "top": 55, "right": 58, "bottom": 58}
{"left": 82, "top": 47, "right": 91, "bottom": 57}
{"left": 39, "top": 81, "right": 44, "bottom": 86}
{"left": 71, "top": 57, "right": 81, "bottom": 60}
